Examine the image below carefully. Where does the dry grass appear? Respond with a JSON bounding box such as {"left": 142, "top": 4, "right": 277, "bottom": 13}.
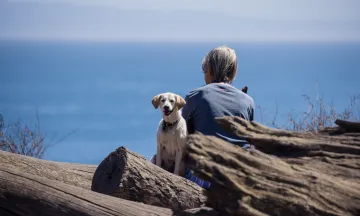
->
{"left": 258, "top": 92, "right": 360, "bottom": 133}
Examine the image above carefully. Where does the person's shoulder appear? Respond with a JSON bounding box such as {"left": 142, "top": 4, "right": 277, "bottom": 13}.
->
{"left": 245, "top": 94, "right": 255, "bottom": 107}
{"left": 185, "top": 85, "right": 208, "bottom": 99}
{"left": 230, "top": 85, "right": 255, "bottom": 106}
{"left": 242, "top": 91, "right": 255, "bottom": 107}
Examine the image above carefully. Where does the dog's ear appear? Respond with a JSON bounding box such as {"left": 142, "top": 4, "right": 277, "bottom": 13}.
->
{"left": 152, "top": 94, "right": 162, "bottom": 109}
{"left": 176, "top": 95, "right": 186, "bottom": 109}
{"left": 242, "top": 86, "right": 248, "bottom": 94}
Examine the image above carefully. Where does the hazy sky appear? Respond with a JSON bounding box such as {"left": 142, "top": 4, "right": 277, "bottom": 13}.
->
{"left": 1, "top": 0, "right": 360, "bottom": 42}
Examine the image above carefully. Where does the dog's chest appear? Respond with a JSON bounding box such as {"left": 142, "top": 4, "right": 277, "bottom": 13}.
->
{"left": 158, "top": 124, "right": 186, "bottom": 156}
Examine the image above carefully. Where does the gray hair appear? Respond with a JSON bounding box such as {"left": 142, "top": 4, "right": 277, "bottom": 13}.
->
{"left": 201, "top": 46, "right": 238, "bottom": 83}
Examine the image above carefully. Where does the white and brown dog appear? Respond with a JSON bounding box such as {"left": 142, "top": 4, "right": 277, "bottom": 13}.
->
{"left": 152, "top": 92, "right": 188, "bottom": 176}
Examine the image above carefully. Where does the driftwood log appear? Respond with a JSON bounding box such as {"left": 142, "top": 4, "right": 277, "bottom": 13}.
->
{"left": 185, "top": 117, "right": 360, "bottom": 216}
{"left": 2, "top": 117, "right": 359, "bottom": 215}
{"left": 0, "top": 149, "right": 208, "bottom": 215}
{"left": 91, "top": 147, "right": 207, "bottom": 212}
{"left": 0, "top": 149, "right": 96, "bottom": 190}
{"left": 0, "top": 149, "right": 209, "bottom": 216}
{"left": 0, "top": 166, "right": 173, "bottom": 216}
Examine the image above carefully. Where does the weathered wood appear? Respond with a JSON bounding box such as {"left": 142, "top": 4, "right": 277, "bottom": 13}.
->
{"left": 216, "top": 116, "right": 360, "bottom": 157}
{"left": 91, "top": 146, "right": 207, "bottom": 212}
{"left": 0, "top": 149, "right": 96, "bottom": 190}
{"left": 184, "top": 117, "right": 360, "bottom": 216}
{"left": 0, "top": 166, "right": 173, "bottom": 216}
{"left": 0, "top": 148, "right": 207, "bottom": 214}
{"left": 335, "top": 119, "right": 360, "bottom": 133}
{"left": 4, "top": 116, "right": 358, "bottom": 215}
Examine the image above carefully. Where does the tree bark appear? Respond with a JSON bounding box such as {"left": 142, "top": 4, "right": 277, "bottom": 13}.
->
{"left": 0, "top": 149, "right": 96, "bottom": 190}
{"left": 0, "top": 166, "right": 173, "bottom": 216}
{"left": 184, "top": 117, "right": 360, "bottom": 216}
{"left": 91, "top": 146, "right": 207, "bottom": 213}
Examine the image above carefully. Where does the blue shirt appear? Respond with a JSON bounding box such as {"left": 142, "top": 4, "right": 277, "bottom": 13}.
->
{"left": 181, "top": 83, "right": 255, "bottom": 147}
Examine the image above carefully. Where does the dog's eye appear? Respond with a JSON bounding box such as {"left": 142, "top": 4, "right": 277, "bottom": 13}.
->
{"left": 161, "top": 99, "right": 166, "bottom": 103}
{"left": 170, "top": 100, "right": 175, "bottom": 103}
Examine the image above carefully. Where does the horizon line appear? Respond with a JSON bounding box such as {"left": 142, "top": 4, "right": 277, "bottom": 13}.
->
{"left": 1, "top": 38, "right": 360, "bottom": 45}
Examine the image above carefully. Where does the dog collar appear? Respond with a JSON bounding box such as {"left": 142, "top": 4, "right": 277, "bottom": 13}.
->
{"left": 162, "top": 119, "right": 180, "bottom": 131}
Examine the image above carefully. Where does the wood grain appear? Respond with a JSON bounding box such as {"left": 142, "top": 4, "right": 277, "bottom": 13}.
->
{"left": 0, "top": 166, "right": 173, "bottom": 216}
{"left": 91, "top": 147, "right": 207, "bottom": 213}
{"left": 184, "top": 117, "right": 360, "bottom": 216}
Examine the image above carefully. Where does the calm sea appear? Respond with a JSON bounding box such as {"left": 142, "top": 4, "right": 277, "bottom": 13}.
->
{"left": 1, "top": 41, "right": 359, "bottom": 164}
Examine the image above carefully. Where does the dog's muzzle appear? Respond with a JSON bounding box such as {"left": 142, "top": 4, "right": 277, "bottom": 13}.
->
{"left": 163, "top": 109, "right": 173, "bottom": 116}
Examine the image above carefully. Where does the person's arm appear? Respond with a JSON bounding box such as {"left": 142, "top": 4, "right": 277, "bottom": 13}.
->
{"left": 250, "top": 99, "right": 255, "bottom": 122}
{"left": 242, "top": 85, "right": 254, "bottom": 122}
{"left": 249, "top": 105, "right": 254, "bottom": 122}
{"left": 248, "top": 100, "right": 255, "bottom": 149}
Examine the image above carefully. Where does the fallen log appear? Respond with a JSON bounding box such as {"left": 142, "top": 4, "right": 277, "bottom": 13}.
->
{"left": 0, "top": 149, "right": 96, "bottom": 190}
{"left": 0, "top": 166, "right": 173, "bottom": 216}
{"left": 335, "top": 119, "right": 360, "bottom": 133}
{"left": 0, "top": 147, "right": 207, "bottom": 213}
{"left": 216, "top": 117, "right": 360, "bottom": 183}
{"left": 184, "top": 117, "right": 360, "bottom": 216}
{"left": 216, "top": 117, "right": 360, "bottom": 157}
{"left": 91, "top": 146, "right": 207, "bottom": 212}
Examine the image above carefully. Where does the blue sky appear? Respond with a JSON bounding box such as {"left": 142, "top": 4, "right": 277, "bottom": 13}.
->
{"left": 1, "top": 0, "right": 360, "bottom": 42}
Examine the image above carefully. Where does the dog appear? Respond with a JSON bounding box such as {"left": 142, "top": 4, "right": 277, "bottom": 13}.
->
{"left": 152, "top": 92, "right": 188, "bottom": 176}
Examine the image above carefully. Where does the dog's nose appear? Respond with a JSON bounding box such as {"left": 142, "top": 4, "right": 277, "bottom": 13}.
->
{"left": 164, "top": 105, "right": 170, "bottom": 110}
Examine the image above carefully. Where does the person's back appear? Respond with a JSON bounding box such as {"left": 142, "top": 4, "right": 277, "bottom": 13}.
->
{"left": 182, "top": 82, "right": 254, "bottom": 146}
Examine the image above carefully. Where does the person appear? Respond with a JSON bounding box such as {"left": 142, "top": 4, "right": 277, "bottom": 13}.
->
{"left": 181, "top": 45, "right": 254, "bottom": 146}
{"left": 180, "top": 45, "right": 255, "bottom": 188}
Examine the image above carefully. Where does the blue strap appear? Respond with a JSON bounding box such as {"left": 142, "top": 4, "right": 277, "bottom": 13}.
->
{"left": 184, "top": 168, "right": 211, "bottom": 189}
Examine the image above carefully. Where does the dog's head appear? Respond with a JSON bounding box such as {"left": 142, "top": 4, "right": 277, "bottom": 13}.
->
{"left": 152, "top": 92, "right": 186, "bottom": 116}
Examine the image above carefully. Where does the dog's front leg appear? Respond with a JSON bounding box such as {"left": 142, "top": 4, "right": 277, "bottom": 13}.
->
{"left": 174, "top": 149, "right": 183, "bottom": 176}
{"left": 156, "top": 136, "right": 162, "bottom": 167}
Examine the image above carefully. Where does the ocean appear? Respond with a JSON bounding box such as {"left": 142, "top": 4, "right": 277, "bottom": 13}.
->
{"left": 1, "top": 41, "right": 360, "bottom": 164}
